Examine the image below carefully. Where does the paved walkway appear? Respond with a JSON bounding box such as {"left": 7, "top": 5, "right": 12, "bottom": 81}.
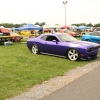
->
{"left": 39, "top": 66, "right": 100, "bottom": 100}
{"left": 6, "top": 61, "right": 100, "bottom": 100}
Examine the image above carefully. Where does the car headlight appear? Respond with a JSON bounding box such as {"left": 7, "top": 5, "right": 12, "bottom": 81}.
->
{"left": 87, "top": 48, "right": 92, "bottom": 52}
{"left": 87, "top": 46, "right": 100, "bottom": 52}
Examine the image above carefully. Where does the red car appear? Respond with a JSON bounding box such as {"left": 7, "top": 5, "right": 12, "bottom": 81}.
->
{"left": 43, "top": 28, "right": 51, "bottom": 33}
{"left": 62, "top": 29, "right": 76, "bottom": 37}
{"left": 68, "top": 31, "right": 76, "bottom": 37}
{"left": 0, "top": 28, "right": 23, "bottom": 42}
{"left": 10, "top": 33, "right": 23, "bottom": 42}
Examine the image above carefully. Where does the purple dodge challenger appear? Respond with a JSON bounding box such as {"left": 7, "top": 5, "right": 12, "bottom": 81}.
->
{"left": 27, "top": 33, "right": 100, "bottom": 61}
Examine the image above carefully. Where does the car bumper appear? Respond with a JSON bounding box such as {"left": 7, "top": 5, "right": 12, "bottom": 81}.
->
{"left": 80, "top": 50, "right": 99, "bottom": 60}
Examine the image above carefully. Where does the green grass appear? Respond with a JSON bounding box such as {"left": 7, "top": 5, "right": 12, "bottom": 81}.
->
{"left": 0, "top": 42, "right": 98, "bottom": 100}
{"left": 76, "top": 36, "right": 82, "bottom": 40}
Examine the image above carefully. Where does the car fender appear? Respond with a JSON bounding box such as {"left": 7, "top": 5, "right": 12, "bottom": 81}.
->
{"left": 66, "top": 47, "right": 80, "bottom": 57}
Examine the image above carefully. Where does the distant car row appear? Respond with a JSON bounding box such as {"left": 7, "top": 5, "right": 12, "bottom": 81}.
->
{"left": 43, "top": 28, "right": 76, "bottom": 37}
{"left": 0, "top": 28, "right": 23, "bottom": 42}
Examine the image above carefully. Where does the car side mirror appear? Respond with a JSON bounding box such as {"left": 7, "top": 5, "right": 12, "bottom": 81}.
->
{"left": 52, "top": 40, "right": 56, "bottom": 42}
{"left": 52, "top": 40, "right": 58, "bottom": 44}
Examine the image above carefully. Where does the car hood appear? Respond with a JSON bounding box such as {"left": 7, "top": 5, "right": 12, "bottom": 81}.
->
{"left": 67, "top": 40, "right": 100, "bottom": 48}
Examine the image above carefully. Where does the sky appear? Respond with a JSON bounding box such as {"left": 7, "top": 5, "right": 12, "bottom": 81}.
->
{"left": 0, "top": 0, "right": 100, "bottom": 25}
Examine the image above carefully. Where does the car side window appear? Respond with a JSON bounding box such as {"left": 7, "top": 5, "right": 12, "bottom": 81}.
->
{"left": 46, "top": 36, "right": 59, "bottom": 42}
{"left": 89, "top": 32, "right": 98, "bottom": 36}
{"left": 92, "top": 32, "right": 99, "bottom": 36}
{"left": 41, "top": 35, "right": 47, "bottom": 41}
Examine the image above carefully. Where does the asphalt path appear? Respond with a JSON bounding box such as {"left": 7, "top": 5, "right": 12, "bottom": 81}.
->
{"left": 39, "top": 66, "right": 100, "bottom": 100}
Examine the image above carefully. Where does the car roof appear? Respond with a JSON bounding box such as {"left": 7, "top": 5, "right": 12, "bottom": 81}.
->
{"left": 40, "top": 32, "right": 66, "bottom": 36}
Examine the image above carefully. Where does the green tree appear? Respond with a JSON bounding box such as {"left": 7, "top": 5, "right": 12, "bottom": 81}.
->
{"left": 35, "top": 22, "right": 40, "bottom": 25}
{"left": 87, "top": 23, "right": 93, "bottom": 27}
{"left": 39, "top": 22, "right": 46, "bottom": 26}
{"left": 94, "top": 23, "right": 100, "bottom": 27}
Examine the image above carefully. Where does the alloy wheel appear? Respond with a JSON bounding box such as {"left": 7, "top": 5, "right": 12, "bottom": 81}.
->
{"left": 32, "top": 45, "right": 39, "bottom": 54}
{"left": 68, "top": 49, "right": 79, "bottom": 61}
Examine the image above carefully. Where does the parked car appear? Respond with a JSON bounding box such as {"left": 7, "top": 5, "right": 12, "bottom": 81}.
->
{"left": 10, "top": 33, "right": 23, "bottom": 42}
{"left": 43, "top": 28, "right": 51, "bottom": 33}
{"left": 0, "top": 28, "right": 23, "bottom": 42}
{"left": 81, "top": 31, "right": 100, "bottom": 43}
{"left": 27, "top": 33, "right": 100, "bottom": 61}
{"left": 63, "top": 29, "right": 76, "bottom": 37}
{"left": 68, "top": 31, "right": 76, "bottom": 37}
{"left": 18, "top": 30, "right": 31, "bottom": 36}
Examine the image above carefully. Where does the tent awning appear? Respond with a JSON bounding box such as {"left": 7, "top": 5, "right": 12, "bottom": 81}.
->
{"left": 75, "top": 26, "right": 90, "bottom": 30}
{"left": 15, "top": 24, "right": 43, "bottom": 31}
{"left": 60, "top": 26, "right": 70, "bottom": 29}
{"left": 0, "top": 28, "right": 10, "bottom": 33}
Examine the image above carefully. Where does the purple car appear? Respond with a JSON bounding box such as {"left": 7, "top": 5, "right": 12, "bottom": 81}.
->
{"left": 27, "top": 33, "right": 100, "bottom": 61}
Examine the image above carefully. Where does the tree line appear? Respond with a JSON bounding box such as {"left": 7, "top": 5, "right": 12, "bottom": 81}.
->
{"left": 72, "top": 23, "right": 100, "bottom": 27}
{"left": 0, "top": 22, "right": 46, "bottom": 28}
{"left": 0, "top": 22, "right": 100, "bottom": 28}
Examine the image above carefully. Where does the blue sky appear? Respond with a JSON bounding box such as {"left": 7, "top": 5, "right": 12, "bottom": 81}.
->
{"left": 0, "top": 0, "right": 100, "bottom": 25}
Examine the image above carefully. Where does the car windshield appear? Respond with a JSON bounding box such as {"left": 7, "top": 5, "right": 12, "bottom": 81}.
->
{"left": 58, "top": 34, "right": 77, "bottom": 42}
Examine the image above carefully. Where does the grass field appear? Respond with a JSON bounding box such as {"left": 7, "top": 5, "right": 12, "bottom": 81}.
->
{"left": 0, "top": 40, "right": 98, "bottom": 100}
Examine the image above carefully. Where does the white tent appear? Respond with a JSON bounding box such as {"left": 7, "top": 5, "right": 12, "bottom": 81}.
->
{"left": 0, "top": 26, "right": 5, "bottom": 28}
{"left": 43, "top": 24, "right": 61, "bottom": 29}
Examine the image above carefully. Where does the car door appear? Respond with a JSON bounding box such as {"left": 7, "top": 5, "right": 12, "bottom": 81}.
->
{"left": 40, "top": 35, "right": 63, "bottom": 55}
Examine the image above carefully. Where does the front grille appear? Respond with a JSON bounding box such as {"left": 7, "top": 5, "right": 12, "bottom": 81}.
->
{"left": 87, "top": 46, "right": 100, "bottom": 52}
{"left": 88, "top": 54, "right": 97, "bottom": 58}
{"left": 91, "top": 46, "right": 100, "bottom": 50}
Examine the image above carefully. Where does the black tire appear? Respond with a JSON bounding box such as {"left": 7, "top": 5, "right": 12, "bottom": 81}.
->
{"left": 31, "top": 44, "right": 39, "bottom": 54}
{"left": 67, "top": 49, "right": 80, "bottom": 61}
{"left": 85, "top": 39, "right": 90, "bottom": 42}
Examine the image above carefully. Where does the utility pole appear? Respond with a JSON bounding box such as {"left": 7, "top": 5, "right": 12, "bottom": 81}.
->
{"left": 63, "top": 1, "right": 68, "bottom": 26}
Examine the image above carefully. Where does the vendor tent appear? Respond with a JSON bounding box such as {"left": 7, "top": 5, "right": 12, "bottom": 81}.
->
{"left": 60, "top": 25, "right": 70, "bottom": 29}
{"left": 43, "top": 24, "right": 61, "bottom": 29}
{"left": 75, "top": 26, "right": 90, "bottom": 30}
{"left": 15, "top": 24, "right": 42, "bottom": 31}
{"left": 0, "top": 28, "right": 10, "bottom": 33}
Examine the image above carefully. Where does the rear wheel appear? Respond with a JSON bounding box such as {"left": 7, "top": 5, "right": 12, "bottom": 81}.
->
{"left": 67, "top": 49, "right": 80, "bottom": 61}
{"left": 31, "top": 44, "right": 39, "bottom": 54}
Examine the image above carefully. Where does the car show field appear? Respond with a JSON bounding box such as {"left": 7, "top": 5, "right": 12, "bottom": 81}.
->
{"left": 1, "top": 39, "right": 100, "bottom": 100}
{"left": 0, "top": 24, "right": 100, "bottom": 100}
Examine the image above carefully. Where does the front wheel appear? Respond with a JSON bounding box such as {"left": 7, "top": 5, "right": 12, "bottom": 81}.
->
{"left": 31, "top": 44, "right": 39, "bottom": 54}
{"left": 67, "top": 49, "right": 80, "bottom": 61}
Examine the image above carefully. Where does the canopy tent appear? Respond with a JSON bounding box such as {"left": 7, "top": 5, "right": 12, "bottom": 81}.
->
{"left": 0, "top": 28, "right": 10, "bottom": 33}
{"left": 15, "top": 24, "right": 43, "bottom": 31}
{"left": 60, "top": 25, "right": 70, "bottom": 29}
{"left": 43, "top": 24, "right": 61, "bottom": 29}
{"left": 75, "top": 26, "right": 90, "bottom": 30}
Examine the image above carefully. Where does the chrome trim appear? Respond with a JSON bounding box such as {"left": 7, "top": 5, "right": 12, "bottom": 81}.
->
{"left": 40, "top": 52, "right": 66, "bottom": 58}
